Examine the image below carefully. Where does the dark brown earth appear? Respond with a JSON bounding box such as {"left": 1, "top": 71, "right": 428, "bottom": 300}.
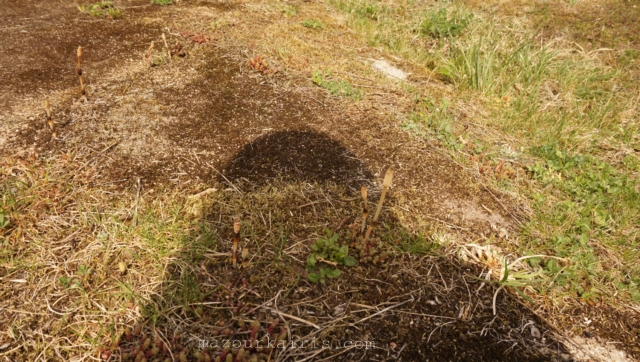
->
{"left": 0, "top": 0, "right": 163, "bottom": 109}
{"left": 1, "top": 0, "right": 638, "bottom": 361}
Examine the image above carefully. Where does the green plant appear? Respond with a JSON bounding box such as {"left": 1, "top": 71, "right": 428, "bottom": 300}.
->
{"left": 311, "top": 70, "right": 362, "bottom": 100}
{"left": 0, "top": 212, "right": 9, "bottom": 230}
{"left": 151, "top": 0, "right": 173, "bottom": 5}
{"left": 281, "top": 4, "right": 298, "bottom": 17}
{"left": 421, "top": 7, "right": 473, "bottom": 38}
{"left": 151, "top": 51, "right": 167, "bottom": 67}
{"left": 59, "top": 276, "right": 82, "bottom": 289}
{"left": 78, "top": 1, "right": 122, "bottom": 18}
{"left": 306, "top": 229, "right": 356, "bottom": 284}
{"left": 301, "top": 19, "right": 325, "bottom": 30}
{"left": 77, "top": 264, "right": 92, "bottom": 276}
{"left": 402, "top": 98, "right": 461, "bottom": 150}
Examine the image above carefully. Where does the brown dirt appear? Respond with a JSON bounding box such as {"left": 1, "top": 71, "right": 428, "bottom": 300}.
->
{"left": 1, "top": 0, "right": 639, "bottom": 361}
{"left": 0, "top": 0, "right": 164, "bottom": 110}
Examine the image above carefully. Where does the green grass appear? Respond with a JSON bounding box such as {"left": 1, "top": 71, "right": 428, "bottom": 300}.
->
{"left": 281, "top": 4, "right": 298, "bottom": 17}
{"left": 421, "top": 7, "right": 473, "bottom": 39}
{"left": 330, "top": 0, "right": 640, "bottom": 304}
{"left": 150, "top": 0, "right": 173, "bottom": 5}
{"left": 402, "top": 98, "right": 462, "bottom": 151}
{"left": 301, "top": 19, "right": 325, "bottom": 30}
{"left": 78, "top": 1, "right": 122, "bottom": 18}
{"left": 312, "top": 70, "right": 362, "bottom": 100}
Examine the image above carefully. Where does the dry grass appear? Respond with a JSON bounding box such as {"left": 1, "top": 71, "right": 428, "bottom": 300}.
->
{"left": 2, "top": 0, "right": 640, "bottom": 360}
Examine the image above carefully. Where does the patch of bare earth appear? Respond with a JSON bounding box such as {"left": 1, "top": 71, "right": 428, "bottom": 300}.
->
{"left": 0, "top": 0, "right": 638, "bottom": 361}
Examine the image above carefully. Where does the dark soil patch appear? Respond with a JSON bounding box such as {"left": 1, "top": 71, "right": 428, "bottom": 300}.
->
{"left": 558, "top": 304, "right": 640, "bottom": 359}
{"left": 221, "top": 129, "right": 374, "bottom": 192}
{"left": 192, "top": 0, "right": 241, "bottom": 11}
{"left": 0, "top": 0, "right": 162, "bottom": 109}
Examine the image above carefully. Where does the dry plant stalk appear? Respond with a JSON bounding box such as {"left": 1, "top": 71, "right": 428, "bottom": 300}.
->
{"left": 360, "top": 185, "right": 368, "bottom": 234}
{"left": 162, "top": 33, "right": 171, "bottom": 62}
{"left": 232, "top": 217, "right": 240, "bottom": 268}
{"left": 241, "top": 248, "right": 249, "bottom": 268}
{"left": 144, "top": 41, "right": 155, "bottom": 67}
{"left": 44, "top": 99, "right": 56, "bottom": 138}
{"left": 364, "top": 169, "right": 393, "bottom": 242}
{"left": 77, "top": 46, "right": 87, "bottom": 100}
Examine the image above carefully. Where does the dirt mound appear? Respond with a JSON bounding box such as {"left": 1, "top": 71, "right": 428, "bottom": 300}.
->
{"left": 221, "top": 129, "right": 373, "bottom": 191}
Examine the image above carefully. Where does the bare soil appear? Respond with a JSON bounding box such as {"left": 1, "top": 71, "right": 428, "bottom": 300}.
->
{"left": 1, "top": 0, "right": 639, "bottom": 361}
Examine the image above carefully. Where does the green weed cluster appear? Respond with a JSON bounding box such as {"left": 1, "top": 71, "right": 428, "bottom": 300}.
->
{"left": 301, "top": 19, "right": 324, "bottom": 30}
{"left": 306, "top": 229, "right": 356, "bottom": 284}
{"left": 312, "top": 70, "right": 362, "bottom": 100}
{"left": 78, "top": 1, "right": 122, "bottom": 18}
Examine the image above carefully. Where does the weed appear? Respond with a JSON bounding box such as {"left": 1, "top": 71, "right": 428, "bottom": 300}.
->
{"left": 151, "top": 51, "right": 167, "bottom": 67}
{"left": 523, "top": 143, "right": 640, "bottom": 299}
{"left": 78, "top": 1, "right": 122, "bottom": 18}
{"left": 0, "top": 212, "right": 8, "bottom": 230}
{"left": 331, "top": 0, "right": 389, "bottom": 21}
{"left": 150, "top": 0, "right": 172, "bottom": 5}
{"left": 421, "top": 7, "right": 473, "bottom": 39}
{"left": 402, "top": 98, "right": 461, "bottom": 151}
{"left": 312, "top": 70, "right": 362, "bottom": 100}
{"left": 306, "top": 229, "right": 356, "bottom": 284}
{"left": 439, "top": 39, "right": 496, "bottom": 93}
{"left": 281, "top": 4, "right": 298, "bottom": 17}
{"left": 301, "top": 19, "right": 324, "bottom": 30}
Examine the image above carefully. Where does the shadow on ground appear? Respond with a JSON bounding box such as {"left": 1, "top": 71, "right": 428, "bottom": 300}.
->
{"left": 114, "top": 130, "right": 569, "bottom": 361}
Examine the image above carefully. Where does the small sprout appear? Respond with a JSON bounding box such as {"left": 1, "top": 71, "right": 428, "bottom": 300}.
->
{"left": 360, "top": 185, "right": 368, "bottom": 234}
{"left": 118, "top": 261, "right": 127, "bottom": 274}
{"left": 144, "top": 41, "right": 155, "bottom": 67}
{"left": 364, "top": 169, "right": 393, "bottom": 242}
{"left": 232, "top": 217, "right": 240, "bottom": 268}
{"left": 77, "top": 46, "right": 87, "bottom": 101}
{"left": 161, "top": 33, "right": 171, "bottom": 62}
{"left": 44, "top": 99, "right": 56, "bottom": 138}
{"left": 242, "top": 248, "right": 249, "bottom": 268}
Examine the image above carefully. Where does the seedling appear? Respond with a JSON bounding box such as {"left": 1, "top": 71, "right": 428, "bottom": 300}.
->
{"left": 232, "top": 217, "right": 240, "bottom": 268}
{"left": 77, "top": 47, "right": 87, "bottom": 101}
{"left": 241, "top": 248, "right": 249, "bottom": 268}
{"left": 364, "top": 169, "right": 393, "bottom": 242}
{"left": 144, "top": 41, "right": 155, "bottom": 67}
{"left": 44, "top": 99, "right": 56, "bottom": 138}
{"left": 360, "top": 185, "right": 368, "bottom": 234}
{"left": 306, "top": 229, "right": 356, "bottom": 284}
{"left": 161, "top": 33, "right": 171, "bottom": 62}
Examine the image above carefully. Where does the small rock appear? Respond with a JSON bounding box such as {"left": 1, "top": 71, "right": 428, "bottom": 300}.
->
{"left": 118, "top": 262, "right": 127, "bottom": 274}
{"left": 531, "top": 325, "right": 541, "bottom": 338}
{"left": 371, "top": 59, "right": 407, "bottom": 80}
